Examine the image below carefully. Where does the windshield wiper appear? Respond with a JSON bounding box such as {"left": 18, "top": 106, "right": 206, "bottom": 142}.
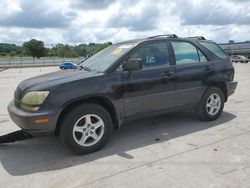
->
{"left": 79, "top": 65, "right": 93, "bottom": 72}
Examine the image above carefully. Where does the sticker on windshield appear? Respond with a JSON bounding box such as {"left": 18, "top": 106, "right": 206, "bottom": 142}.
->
{"left": 112, "top": 48, "right": 123, "bottom": 56}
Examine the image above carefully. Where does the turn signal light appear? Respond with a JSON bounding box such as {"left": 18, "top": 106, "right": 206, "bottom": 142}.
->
{"left": 34, "top": 118, "right": 49, "bottom": 124}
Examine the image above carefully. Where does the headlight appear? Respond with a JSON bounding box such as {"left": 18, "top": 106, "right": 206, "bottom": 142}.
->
{"left": 20, "top": 91, "right": 49, "bottom": 111}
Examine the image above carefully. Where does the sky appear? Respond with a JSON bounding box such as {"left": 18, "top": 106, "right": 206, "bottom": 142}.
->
{"left": 0, "top": 0, "right": 250, "bottom": 45}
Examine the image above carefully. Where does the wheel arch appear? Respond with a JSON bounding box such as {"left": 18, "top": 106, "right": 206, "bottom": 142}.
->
{"left": 206, "top": 81, "right": 228, "bottom": 102}
{"left": 55, "top": 96, "right": 120, "bottom": 135}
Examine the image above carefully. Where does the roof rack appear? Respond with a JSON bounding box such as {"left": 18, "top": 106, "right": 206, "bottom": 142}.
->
{"left": 187, "top": 36, "right": 206, "bottom": 40}
{"left": 148, "top": 34, "right": 178, "bottom": 39}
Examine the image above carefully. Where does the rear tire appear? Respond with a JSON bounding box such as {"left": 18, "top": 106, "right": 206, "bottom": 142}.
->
{"left": 60, "top": 104, "right": 113, "bottom": 155}
{"left": 196, "top": 87, "right": 225, "bottom": 121}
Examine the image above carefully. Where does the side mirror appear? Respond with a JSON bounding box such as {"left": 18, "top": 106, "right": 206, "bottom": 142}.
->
{"left": 123, "top": 58, "right": 142, "bottom": 71}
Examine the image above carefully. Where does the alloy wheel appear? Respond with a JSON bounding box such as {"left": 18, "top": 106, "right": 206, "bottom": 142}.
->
{"left": 206, "top": 93, "right": 221, "bottom": 116}
{"left": 72, "top": 114, "right": 105, "bottom": 147}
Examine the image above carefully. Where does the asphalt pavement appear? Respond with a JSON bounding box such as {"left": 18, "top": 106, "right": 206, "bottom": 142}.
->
{"left": 0, "top": 64, "right": 249, "bottom": 188}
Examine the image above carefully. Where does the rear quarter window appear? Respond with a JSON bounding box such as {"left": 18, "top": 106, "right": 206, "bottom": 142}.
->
{"left": 199, "top": 42, "right": 229, "bottom": 60}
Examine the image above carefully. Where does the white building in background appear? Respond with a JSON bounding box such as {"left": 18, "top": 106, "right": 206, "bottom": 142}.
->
{"left": 219, "top": 41, "right": 250, "bottom": 58}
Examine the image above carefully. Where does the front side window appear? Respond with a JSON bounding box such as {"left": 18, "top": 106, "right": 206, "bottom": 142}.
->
{"left": 172, "top": 42, "right": 208, "bottom": 64}
{"left": 199, "top": 41, "right": 228, "bottom": 60}
{"left": 129, "top": 42, "right": 170, "bottom": 69}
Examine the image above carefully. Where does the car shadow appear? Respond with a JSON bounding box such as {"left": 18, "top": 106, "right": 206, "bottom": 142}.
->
{"left": 0, "top": 111, "right": 236, "bottom": 176}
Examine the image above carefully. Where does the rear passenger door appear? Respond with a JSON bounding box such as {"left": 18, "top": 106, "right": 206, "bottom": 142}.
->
{"left": 171, "top": 41, "right": 213, "bottom": 108}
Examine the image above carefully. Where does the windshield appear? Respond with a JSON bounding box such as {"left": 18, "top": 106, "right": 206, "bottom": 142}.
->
{"left": 79, "top": 43, "right": 136, "bottom": 72}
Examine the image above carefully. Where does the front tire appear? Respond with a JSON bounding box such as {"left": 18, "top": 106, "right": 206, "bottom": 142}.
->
{"left": 196, "top": 87, "right": 225, "bottom": 121}
{"left": 60, "top": 104, "right": 113, "bottom": 155}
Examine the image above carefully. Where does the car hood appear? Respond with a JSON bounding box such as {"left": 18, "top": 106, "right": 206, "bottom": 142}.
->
{"left": 19, "top": 69, "right": 102, "bottom": 91}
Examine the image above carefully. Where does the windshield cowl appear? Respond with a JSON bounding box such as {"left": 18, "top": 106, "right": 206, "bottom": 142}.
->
{"left": 78, "top": 65, "right": 93, "bottom": 72}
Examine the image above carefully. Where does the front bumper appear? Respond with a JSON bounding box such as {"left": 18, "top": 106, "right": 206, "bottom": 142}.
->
{"left": 8, "top": 101, "right": 58, "bottom": 136}
{"left": 227, "top": 81, "right": 238, "bottom": 96}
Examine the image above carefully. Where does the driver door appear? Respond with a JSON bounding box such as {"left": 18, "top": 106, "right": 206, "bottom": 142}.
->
{"left": 122, "top": 41, "right": 176, "bottom": 117}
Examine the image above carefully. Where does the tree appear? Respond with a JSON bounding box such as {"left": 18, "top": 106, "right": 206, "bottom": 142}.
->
{"left": 53, "top": 44, "right": 77, "bottom": 58}
{"left": 0, "top": 43, "right": 22, "bottom": 55}
{"left": 0, "top": 41, "right": 113, "bottom": 58}
{"left": 94, "top": 42, "right": 113, "bottom": 54}
{"left": 46, "top": 47, "right": 57, "bottom": 57}
{"left": 9, "top": 51, "right": 16, "bottom": 57}
{"left": 0, "top": 52, "right": 7, "bottom": 56}
{"left": 73, "top": 44, "right": 88, "bottom": 57}
{"left": 23, "top": 39, "right": 46, "bottom": 59}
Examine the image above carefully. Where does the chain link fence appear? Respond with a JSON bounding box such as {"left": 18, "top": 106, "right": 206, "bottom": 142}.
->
{"left": 0, "top": 57, "right": 82, "bottom": 68}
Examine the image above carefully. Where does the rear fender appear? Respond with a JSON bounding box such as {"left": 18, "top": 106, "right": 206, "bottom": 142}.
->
{"left": 204, "top": 74, "right": 228, "bottom": 101}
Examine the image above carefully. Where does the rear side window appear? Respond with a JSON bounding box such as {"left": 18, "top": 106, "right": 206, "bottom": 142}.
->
{"left": 171, "top": 42, "right": 207, "bottom": 64}
{"left": 199, "top": 42, "right": 228, "bottom": 59}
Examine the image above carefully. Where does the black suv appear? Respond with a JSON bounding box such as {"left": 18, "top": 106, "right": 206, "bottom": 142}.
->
{"left": 8, "top": 35, "right": 237, "bottom": 154}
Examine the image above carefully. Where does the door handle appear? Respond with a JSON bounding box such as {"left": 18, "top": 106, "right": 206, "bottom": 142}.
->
{"left": 204, "top": 65, "right": 213, "bottom": 72}
{"left": 161, "top": 71, "right": 176, "bottom": 78}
